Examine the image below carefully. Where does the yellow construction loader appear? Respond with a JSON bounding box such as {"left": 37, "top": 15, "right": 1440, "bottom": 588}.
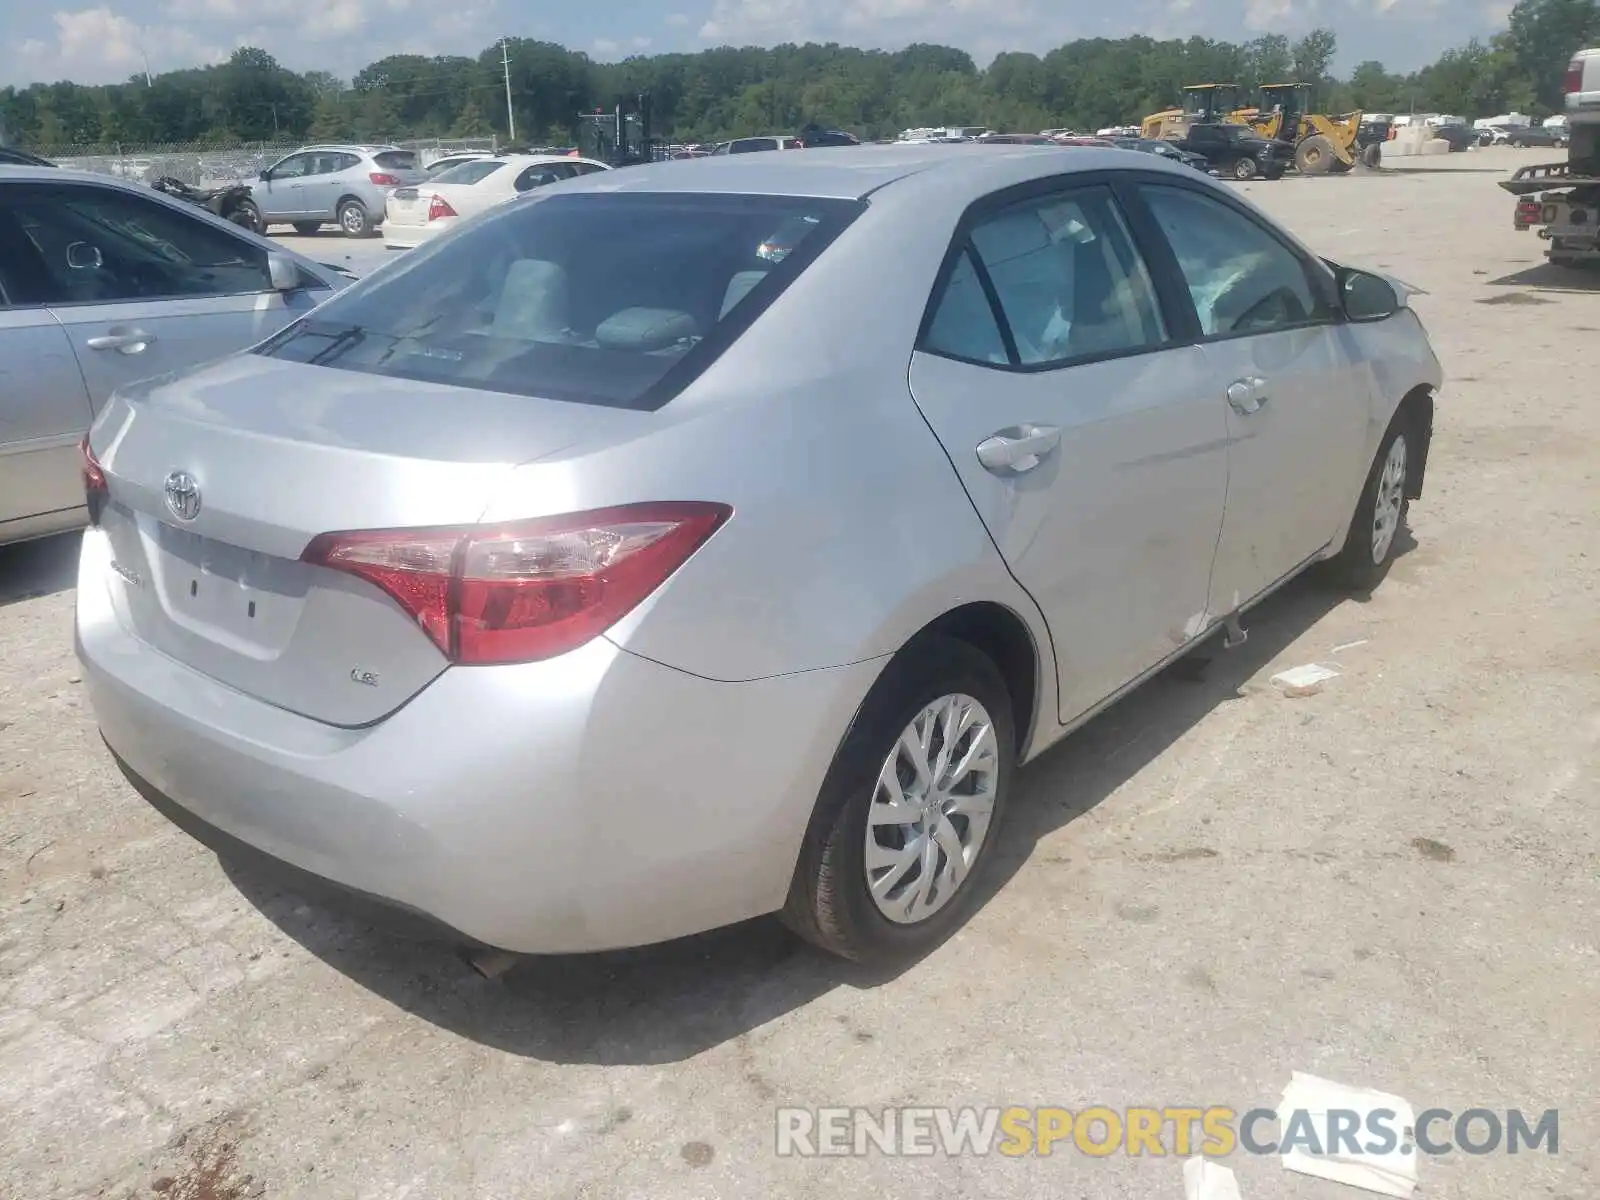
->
{"left": 1233, "top": 83, "right": 1375, "bottom": 173}
{"left": 1141, "top": 82, "right": 1377, "bottom": 173}
{"left": 1139, "top": 84, "right": 1240, "bottom": 143}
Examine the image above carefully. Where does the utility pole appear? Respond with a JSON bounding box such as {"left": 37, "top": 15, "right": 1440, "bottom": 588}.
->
{"left": 501, "top": 38, "right": 516, "bottom": 142}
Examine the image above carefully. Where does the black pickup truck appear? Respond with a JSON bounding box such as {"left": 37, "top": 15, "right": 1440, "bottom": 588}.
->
{"left": 1172, "top": 123, "right": 1296, "bottom": 181}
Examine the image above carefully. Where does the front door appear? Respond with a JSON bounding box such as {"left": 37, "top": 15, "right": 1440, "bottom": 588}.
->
{"left": 1135, "top": 181, "right": 1368, "bottom": 612}
{"left": 3, "top": 179, "right": 324, "bottom": 414}
{"left": 256, "top": 152, "right": 315, "bottom": 221}
{"left": 907, "top": 181, "right": 1231, "bottom": 722}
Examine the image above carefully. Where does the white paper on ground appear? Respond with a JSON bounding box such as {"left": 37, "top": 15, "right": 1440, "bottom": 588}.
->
{"left": 1183, "top": 1156, "right": 1244, "bottom": 1200}
{"left": 1271, "top": 663, "right": 1342, "bottom": 690}
{"left": 1277, "top": 1071, "right": 1418, "bottom": 1198}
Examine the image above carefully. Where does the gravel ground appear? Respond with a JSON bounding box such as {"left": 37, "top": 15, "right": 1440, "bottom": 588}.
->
{"left": 1, "top": 148, "right": 1596, "bottom": 1200}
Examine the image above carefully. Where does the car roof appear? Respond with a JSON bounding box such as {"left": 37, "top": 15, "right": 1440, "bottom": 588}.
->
{"left": 561, "top": 143, "right": 1186, "bottom": 202}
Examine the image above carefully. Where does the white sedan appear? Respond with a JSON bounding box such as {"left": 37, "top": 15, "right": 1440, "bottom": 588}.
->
{"left": 383, "top": 154, "right": 611, "bottom": 249}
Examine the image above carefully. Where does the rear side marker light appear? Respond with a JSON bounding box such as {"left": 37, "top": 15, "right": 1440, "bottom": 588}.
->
{"left": 301, "top": 502, "right": 731, "bottom": 665}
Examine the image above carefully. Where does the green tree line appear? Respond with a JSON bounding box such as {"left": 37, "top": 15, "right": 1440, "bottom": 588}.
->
{"left": 2, "top": 0, "right": 1596, "bottom": 150}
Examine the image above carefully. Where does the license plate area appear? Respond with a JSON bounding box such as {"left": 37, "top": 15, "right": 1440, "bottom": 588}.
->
{"left": 150, "top": 521, "right": 310, "bottom": 653}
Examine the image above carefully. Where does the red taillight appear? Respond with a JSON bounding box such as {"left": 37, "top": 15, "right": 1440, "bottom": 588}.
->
{"left": 300, "top": 503, "right": 731, "bottom": 665}
{"left": 1515, "top": 198, "right": 1543, "bottom": 228}
{"left": 1564, "top": 59, "right": 1583, "bottom": 95}
{"left": 370, "top": 172, "right": 401, "bottom": 186}
{"left": 427, "top": 195, "right": 457, "bottom": 221}
{"left": 81, "top": 436, "right": 108, "bottom": 525}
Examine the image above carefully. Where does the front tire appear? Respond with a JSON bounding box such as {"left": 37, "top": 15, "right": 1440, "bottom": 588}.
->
{"left": 1296, "top": 134, "right": 1338, "bottom": 175}
{"left": 1232, "top": 157, "right": 1259, "bottom": 181}
{"left": 781, "top": 637, "right": 1016, "bottom": 963}
{"left": 338, "top": 200, "right": 374, "bottom": 238}
{"left": 1326, "top": 419, "right": 1412, "bottom": 592}
{"left": 233, "top": 199, "right": 263, "bottom": 233}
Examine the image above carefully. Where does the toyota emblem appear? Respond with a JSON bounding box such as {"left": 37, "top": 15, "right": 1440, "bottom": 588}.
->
{"left": 163, "top": 470, "right": 201, "bottom": 522}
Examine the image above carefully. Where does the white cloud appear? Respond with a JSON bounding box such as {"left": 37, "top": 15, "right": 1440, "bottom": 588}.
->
{"left": 593, "top": 37, "right": 619, "bottom": 52}
{"left": 632, "top": 35, "right": 653, "bottom": 48}
{"left": 10, "top": 7, "right": 230, "bottom": 83}
{"left": 1244, "top": 0, "right": 1293, "bottom": 29}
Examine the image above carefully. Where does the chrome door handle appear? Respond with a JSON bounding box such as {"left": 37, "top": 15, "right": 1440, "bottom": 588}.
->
{"left": 1227, "top": 376, "right": 1268, "bottom": 414}
{"left": 86, "top": 329, "right": 155, "bottom": 354}
{"left": 975, "top": 424, "right": 1062, "bottom": 474}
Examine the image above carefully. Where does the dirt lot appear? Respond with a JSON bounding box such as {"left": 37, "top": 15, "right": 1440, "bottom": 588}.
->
{"left": 2, "top": 148, "right": 1597, "bottom": 1200}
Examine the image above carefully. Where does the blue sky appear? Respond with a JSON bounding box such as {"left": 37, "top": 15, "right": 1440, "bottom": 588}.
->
{"left": 0, "top": 0, "right": 1508, "bottom": 88}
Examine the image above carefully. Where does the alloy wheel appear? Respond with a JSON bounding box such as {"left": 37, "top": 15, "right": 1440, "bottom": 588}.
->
{"left": 864, "top": 694, "right": 999, "bottom": 925}
{"left": 1371, "top": 434, "right": 1408, "bottom": 564}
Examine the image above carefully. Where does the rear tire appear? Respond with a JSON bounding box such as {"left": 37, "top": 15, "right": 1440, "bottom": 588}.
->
{"left": 1232, "top": 157, "right": 1259, "bottom": 181}
{"left": 1325, "top": 417, "right": 1412, "bottom": 593}
{"left": 1296, "top": 134, "right": 1338, "bottom": 175}
{"left": 781, "top": 637, "right": 1016, "bottom": 964}
{"left": 293, "top": 221, "right": 322, "bottom": 235}
{"left": 337, "top": 200, "right": 374, "bottom": 238}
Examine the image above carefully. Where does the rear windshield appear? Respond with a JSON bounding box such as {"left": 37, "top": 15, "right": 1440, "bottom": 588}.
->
{"left": 432, "top": 159, "right": 505, "bottom": 186}
{"left": 255, "top": 191, "right": 864, "bottom": 410}
{"left": 373, "top": 151, "right": 418, "bottom": 170}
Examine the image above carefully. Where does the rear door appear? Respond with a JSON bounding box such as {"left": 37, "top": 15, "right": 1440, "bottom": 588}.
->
{"left": 907, "top": 178, "right": 1230, "bottom": 722}
{"left": 1132, "top": 179, "right": 1367, "bottom": 613}
{"left": 298, "top": 152, "right": 350, "bottom": 221}
{"left": 0, "top": 306, "right": 95, "bottom": 530}
{"left": 5, "top": 179, "right": 327, "bottom": 415}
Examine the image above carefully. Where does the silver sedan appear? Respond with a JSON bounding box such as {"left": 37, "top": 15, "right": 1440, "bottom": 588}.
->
{"left": 76, "top": 146, "right": 1441, "bottom": 964}
{"left": 0, "top": 166, "right": 349, "bottom": 547}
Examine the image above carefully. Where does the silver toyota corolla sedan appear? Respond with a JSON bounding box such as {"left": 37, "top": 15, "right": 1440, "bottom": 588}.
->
{"left": 76, "top": 145, "right": 1442, "bottom": 964}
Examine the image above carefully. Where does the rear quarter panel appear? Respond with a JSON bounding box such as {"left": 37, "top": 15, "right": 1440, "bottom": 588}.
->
{"left": 474, "top": 182, "right": 1058, "bottom": 697}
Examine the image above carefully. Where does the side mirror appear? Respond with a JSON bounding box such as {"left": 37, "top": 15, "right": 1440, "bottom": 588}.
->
{"left": 267, "top": 253, "right": 302, "bottom": 292}
{"left": 1340, "top": 269, "right": 1400, "bottom": 322}
{"left": 259, "top": 169, "right": 272, "bottom": 181}
{"left": 66, "top": 242, "right": 103, "bottom": 271}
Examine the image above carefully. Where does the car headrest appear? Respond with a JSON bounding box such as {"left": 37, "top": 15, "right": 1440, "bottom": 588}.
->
{"left": 720, "top": 269, "right": 768, "bottom": 319}
{"left": 594, "top": 308, "right": 698, "bottom": 352}
{"left": 492, "top": 259, "right": 568, "bottom": 340}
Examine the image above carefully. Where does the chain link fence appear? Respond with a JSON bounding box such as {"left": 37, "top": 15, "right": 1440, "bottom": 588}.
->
{"left": 26, "top": 137, "right": 505, "bottom": 188}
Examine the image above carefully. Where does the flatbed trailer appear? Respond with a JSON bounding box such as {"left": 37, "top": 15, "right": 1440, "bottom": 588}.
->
{"left": 1501, "top": 59, "right": 1600, "bottom": 267}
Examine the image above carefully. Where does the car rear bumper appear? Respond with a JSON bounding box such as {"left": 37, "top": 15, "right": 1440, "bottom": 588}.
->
{"left": 76, "top": 528, "right": 883, "bottom": 953}
{"left": 381, "top": 218, "right": 448, "bottom": 249}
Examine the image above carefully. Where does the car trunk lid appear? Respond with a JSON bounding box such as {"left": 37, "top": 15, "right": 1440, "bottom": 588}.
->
{"left": 92, "top": 353, "right": 639, "bottom": 726}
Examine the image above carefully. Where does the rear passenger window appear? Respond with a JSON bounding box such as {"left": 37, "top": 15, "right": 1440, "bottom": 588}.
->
{"left": 922, "top": 249, "right": 1008, "bottom": 365}
{"left": 374, "top": 151, "right": 418, "bottom": 171}
{"left": 965, "top": 186, "right": 1165, "bottom": 367}
{"left": 1140, "top": 184, "right": 1332, "bottom": 337}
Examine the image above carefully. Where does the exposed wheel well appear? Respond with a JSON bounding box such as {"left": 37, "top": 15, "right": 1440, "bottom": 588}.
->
{"left": 1397, "top": 385, "right": 1434, "bottom": 500}
{"left": 337, "top": 195, "right": 370, "bottom": 219}
{"left": 907, "top": 603, "right": 1040, "bottom": 756}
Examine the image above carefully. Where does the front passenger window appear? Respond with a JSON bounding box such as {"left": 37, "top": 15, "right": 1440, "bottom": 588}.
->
{"left": 1140, "top": 185, "right": 1332, "bottom": 337}
{"left": 1, "top": 183, "right": 271, "bottom": 304}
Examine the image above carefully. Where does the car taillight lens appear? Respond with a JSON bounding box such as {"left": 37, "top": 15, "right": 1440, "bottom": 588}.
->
{"left": 300, "top": 502, "right": 731, "bottom": 665}
{"left": 427, "top": 195, "right": 457, "bottom": 221}
{"left": 1565, "top": 59, "right": 1583, "bottom": 95}
{"left": 82, "top": 436, "right": 108, "bottom": 525}
{"left": 370, "top": 172, "right": 401, "bottom": 186}
{"left": 1516, "top": 199, "right": 1542, "bottom": 225}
